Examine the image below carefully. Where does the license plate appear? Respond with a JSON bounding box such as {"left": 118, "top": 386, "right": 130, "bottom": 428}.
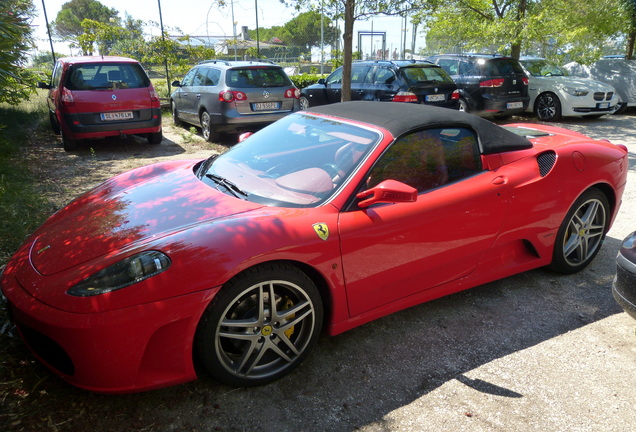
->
{"left": 101, "top": 111, "right": 133, "bottom": 121}
{"left": 597, "top": 102, "right": 609, "bottom": 109}
{"left": 426, "top": 94, "right": 445, "bottom": 102}
{"left": 506, "top": 102, "right": 523, "bottom": 109}
{"left": 253, "top": 102, "right": 280, "bottom": 111}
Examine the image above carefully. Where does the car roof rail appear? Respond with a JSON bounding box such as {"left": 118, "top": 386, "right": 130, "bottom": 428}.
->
{"left": 198, "top": 60, "right": 232, "bottom": 66}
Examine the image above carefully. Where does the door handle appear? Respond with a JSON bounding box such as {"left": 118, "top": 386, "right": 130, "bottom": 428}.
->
{"left": 196, "top": 94, "right": 201, "bottom": 99}
{"left": 492, "top": 176, "right": 507, "bottom": 185}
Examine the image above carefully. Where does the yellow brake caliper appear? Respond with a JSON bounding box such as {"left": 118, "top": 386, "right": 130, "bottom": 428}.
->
{"left": 283, "top": 298, "right": 295, "bottom": 338}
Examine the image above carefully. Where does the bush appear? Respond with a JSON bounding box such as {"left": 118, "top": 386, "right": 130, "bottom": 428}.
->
{"left": 289, "top": 73, "right": 326, "bottom": 89}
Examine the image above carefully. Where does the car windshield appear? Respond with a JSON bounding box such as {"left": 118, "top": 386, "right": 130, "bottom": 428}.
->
{"left": 402, "top": 66, "right": 454, "bottom": 84}
{"left": 522, "top": 60, "right": 567, "bottom": 77}
{"left": 226, "top": 67, "right": 292, "bottom": 88}
{"left": 198, "top": 113, "right": 381, "bottom": 207}
{"left": 65, "top": 62, "right": 150, "bottom": 90}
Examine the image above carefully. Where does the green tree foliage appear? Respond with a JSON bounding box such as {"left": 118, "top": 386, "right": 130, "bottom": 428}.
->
{"left": 0, "top": 0, "right": 38, "bottom": 105}
{"left": 52, "top": 0, "right": 118, "bottom": 45}
{"left": 420, "top": 0, "right": 630, "bottom": 63}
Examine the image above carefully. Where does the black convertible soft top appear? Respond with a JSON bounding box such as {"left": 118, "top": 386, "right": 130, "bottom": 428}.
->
{"left": 307, "top": 101, "right": 533, "bottom": 155}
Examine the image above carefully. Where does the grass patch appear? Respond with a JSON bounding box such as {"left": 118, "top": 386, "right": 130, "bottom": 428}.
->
{"left": 0, "top": 98, "right": 54, "bottom": 265}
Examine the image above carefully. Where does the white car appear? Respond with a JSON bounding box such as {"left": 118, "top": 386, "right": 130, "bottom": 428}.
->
{"left": 520, "top": 57, "right": 619, "bottom": 121}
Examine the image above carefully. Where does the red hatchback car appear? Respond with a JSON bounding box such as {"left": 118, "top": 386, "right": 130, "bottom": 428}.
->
{"left": 38, "top": 56, "right": 162, "bottom": 151}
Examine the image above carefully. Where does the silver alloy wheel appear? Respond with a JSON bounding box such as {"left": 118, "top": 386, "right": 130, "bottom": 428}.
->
{"left": 458, "top": 99, "right": 469, "bottom": 112}
{"left": 536, "top": 93, "right": 559, "bottom": 121}
{"left": 214, "top": 279, "right": 318, "bottom": 381}
{"left": 201, "top": 111, "right": 211, "bottom": 141}
{"left": 299, "top": 96, "right": 310, "bottom": 110}
{"left": 561, "top": 198, "right": 607, "bottom": 267}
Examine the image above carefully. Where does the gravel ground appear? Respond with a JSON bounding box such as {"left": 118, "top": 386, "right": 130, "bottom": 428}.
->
{"left": 1, "top": 111, "right": 635, "bottom": 432}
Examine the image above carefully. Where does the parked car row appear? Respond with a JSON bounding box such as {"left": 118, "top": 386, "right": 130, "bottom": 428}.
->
{"left": 37, "top": 55, "right": 631, "bottom": 151}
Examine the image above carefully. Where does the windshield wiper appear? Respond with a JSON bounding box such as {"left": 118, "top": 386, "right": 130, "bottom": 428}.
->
{"left": 205, "top": 173, "right": 248, "bottom": 199}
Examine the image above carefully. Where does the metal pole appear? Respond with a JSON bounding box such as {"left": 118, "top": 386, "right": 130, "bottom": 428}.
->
{"left": 255, "top": 0, "right": 260, "bottom": 58}
{"left": 320, "top": 0, "right": 324, "bottom": 73}
{"left": 157, "top": 0, "right": 171, "bottom": 95}
{"left": 41, "top": 0, "right": 56, "bottom": 63}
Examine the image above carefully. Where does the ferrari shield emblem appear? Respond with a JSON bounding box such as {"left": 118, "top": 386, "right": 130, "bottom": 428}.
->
{"left": 312, "top": 223, "right": 329, "bottom": 241}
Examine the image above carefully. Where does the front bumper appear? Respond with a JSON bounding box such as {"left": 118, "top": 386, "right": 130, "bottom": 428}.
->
{"left": 612, "top": 252, "right": 636, "bottom": 320}
{"left": 2, "top": 272, "right": 217, "bottom": 394}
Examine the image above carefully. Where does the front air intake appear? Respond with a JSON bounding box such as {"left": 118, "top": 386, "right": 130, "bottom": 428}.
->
{"left": 537, "top": 151, "right": 556, "bottom": 177}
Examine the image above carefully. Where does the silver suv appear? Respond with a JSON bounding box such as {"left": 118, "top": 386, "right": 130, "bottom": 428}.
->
{"left": 170, "top": 61, "right": 300, "bottom": 141}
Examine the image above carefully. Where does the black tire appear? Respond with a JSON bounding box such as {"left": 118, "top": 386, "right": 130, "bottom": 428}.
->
{"left": 299, "top": 96, "right": 311, "bottom": 111}
{"left": 171, "top": 101, "right": 183, "bottom": 126}
{"left": 61, "top": 130, "right": 78, "bottom": 151}
{"left": 550, "top": 188, "right": 610, "bottom": 274}
{"left": 612, "top": 101, "right": 627, "bottom": 115}
{"left": 195, "top": 263, "right": 323, "bottom": 387}
{"left": 147, "top": 131, "right": 163, "bottom": 144}
{"left": 458, "top": 99, "right": 470, "bottom": 113}
{"left": 536, "top": 92, "right": 562, "bottom": 121}
{"left": 49, "top": 112, "right": 61, "bottom": 135}
{"left": 200, "top": 110, "right": 221, "bottom": 142}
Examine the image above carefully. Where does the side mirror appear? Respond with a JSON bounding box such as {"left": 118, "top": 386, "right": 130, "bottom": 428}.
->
{"left": 171, "top": 80, "right": 181, "bottom": 87}
{"left": 356, "top": 180, "right": 417, "bottom": 208}
{"left": 238, "top": 132, "right": 253, "bottom": 142}
{"left": 37, "top": 81, "right": 51, "bottom": 90}
{"left": 318, "top": 78, "right": 326, "bottom": 85}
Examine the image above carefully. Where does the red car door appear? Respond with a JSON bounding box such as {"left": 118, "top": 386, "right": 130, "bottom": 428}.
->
{"left": 338, "top": 128, "right": 510, "bottom": 317}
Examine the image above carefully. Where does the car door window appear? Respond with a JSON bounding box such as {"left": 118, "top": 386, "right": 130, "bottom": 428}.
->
{"left": 366, "top": 128, "right": 481, "bottom": 193}
{"left": 351, "top": 65, "right": 371, "bottom": 84}
{"left": 192, "top": 69, "right": 208, "bottom": 86}
{"left": 326, "top": 68, "right": 343, "bottom": 84}
{"left": 373, "top": 67, "right": 396, "bottom": 85}
{"left": 436, "top": 59, "right": 459, "bottom": 75}
{"left": 52, "top": 61, "right": 63, "bottom": 88}
{"left": 181, "top": 68, "right": 197, "bottom": 86}
{"left": 205, "top": 68, "right": 221, "bottom": 86}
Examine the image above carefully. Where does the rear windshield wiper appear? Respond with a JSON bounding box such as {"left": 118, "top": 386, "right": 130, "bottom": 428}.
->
{"left": 206, "top": 173, "right": 248, "bottom": 199}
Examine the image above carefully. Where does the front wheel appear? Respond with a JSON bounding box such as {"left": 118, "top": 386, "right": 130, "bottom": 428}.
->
{"left": 171, "top": 101, "right": 183, "bottom": 126}
{"left": 550, "top": 188, "right": 610, "bottom": 274}
{"left": 195, "top": 263, "right": 323, "bottom": 387}
{"left": 536, "top": 92, "right": 562, "bottom": 121}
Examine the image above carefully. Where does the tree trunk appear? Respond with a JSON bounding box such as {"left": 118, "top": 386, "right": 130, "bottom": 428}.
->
{"left": 627, "top": 31, "right": 635, "bottom": 60}
{"left": 341, "top": 0, "right": 355, "bottom": 102}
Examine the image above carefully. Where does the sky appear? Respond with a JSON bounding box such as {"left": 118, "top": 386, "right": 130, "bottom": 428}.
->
{"left": 31, "top": 0, "right": 414, "bottom": 59}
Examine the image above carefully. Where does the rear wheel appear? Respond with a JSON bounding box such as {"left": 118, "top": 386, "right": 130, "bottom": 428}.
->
{"left": 299, "top": 96, "right": 311, "bottom": 110}
{"left": 147, "top": 131, "right": 163, "bottom": 144}
{"left": 550, "top": 188, "right": 610, "bottom": 274}
{"left": 458, "top": 99, "right": 469, "bottom": 113}
{"left": 195, "top": 263, "right": 323, "bottom": 387}
{"left": 536, "top": 92, "right": 562, "bottom": 121}
{"left": 200, "top": 110, "right": 221, "bottom": 142}
{"left": 61, "top": 130, "right": 78, "bottom": 151}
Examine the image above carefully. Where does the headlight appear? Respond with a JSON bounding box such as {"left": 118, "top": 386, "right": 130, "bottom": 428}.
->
{"left": 67, "top": 251, "right": 171, "bottom": 297}
{"left": 563, "top": 87, "right": 588, "bottom": 97}
{"left": 623, "top": 232, "right": 636, "bottom": 250}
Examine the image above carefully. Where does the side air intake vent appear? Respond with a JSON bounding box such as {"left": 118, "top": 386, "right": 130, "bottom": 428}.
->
{"left": 537, "top": 151, "right": 557, "bottom": 177}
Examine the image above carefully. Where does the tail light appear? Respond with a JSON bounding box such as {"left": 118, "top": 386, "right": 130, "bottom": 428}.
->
{"left": 522, "top": 77, "right": 529, "bottom": 85}
{"left": 451, "top": 90, "right": 460, "bottom": 100}
{"left": 479, "top": 78, "right": 504, "bottom": 88}
{"left": 392, "top": 91, "right": 418, "bottom": 103}
{"left": 285, "top": 88, "right": 300, "bottom": 99}
{"left": 219, "top": 90, "right": 247, "bottom": 102}
{"left": 60, "top": 87, "right": 75, "bottom": 106}
{"left": 149, "top": 88, "right": 160, "bottom": 103}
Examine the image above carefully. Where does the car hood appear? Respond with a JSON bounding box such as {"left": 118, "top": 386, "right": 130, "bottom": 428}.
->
{"left": 529, "top": 75, "right": 615, "bottom": 92}
{"left": 29, "top": 160, "right": 263, "bottom": 276}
